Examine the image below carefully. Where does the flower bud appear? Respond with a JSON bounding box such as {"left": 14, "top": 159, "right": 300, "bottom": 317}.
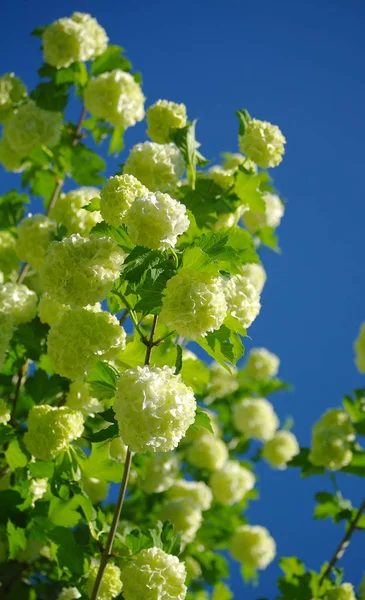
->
{"left": 309, "top": 409, "right": 355, "bottom": 470}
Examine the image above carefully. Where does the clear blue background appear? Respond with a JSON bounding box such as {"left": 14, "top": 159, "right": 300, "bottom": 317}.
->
{"left": 1, "top": 0, "right": 365, "bottom": 596}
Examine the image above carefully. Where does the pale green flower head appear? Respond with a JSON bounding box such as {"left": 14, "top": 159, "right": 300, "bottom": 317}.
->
{"left": 204, "top": 165, "right": 236, "bottom": 191}
{"left": 121, "top": 547, "right": 187, "bottom": 600}
{"left": 325, "top": 583, "right": 356, "bottom": 600}
{"left": 222, "top": 152, "right": 257, "bottom": 173}
{"left": 47, "top": 308, "right": 126, "bottom": 379}
{"left": 158, "top": 498, "right": 203, "bottom": 544}
{"left": 29, "top": 478, "right": 48, "bottom": 505}
{"left": 0, "top": 399, "right": 11, "bottom": 425}
{"left": 24, "top": 405, "right": 84, "bottom": 462}
{"left": 43, "top": 13, "right": 108, "bottom": 69}
{"left": 210, "top": 460, "right": 255, "bottom": 505}
{"left": 66, "top": 381, "right": 104, "bottom": 417}
{"left": 114, "top": 365, "right": 196, "bottom": 453}
{"left": 0, "top": 73, "right": 27, "bottom": 121}
{"left": 240, "top": 262, "right": 267, "bottom": 294}
{"left": 86, "top": 562, "right": 123, "bottom": 600}
{"left": 239, "top": 118, "right": 286, "bottom": 169}
{"left": 57, "top": 588, "right": 81, "bottom": 600}
{"left": 243, "top": 192, "right": 285, "bottom": 232}
{"left": 206, "top": 361, "right": 239, "bottom": 402}
{"left": 166, "top": 479, "right": 213, "bottom": 511}
{"left": 354, "top": 322, "right": 365, "bottom": 372}
{"left": 50, "top": 187, "right": 102, "bottom": 235}
{"left": 4, "top": 103, "right": 62, "bottom": 158}
{"left": 140, "top": 452, "right": 180, "bottom": 494}
{"left": 100, "top": 174, "right": 149, "bottom": 227}
{"left": 224, "top": 275, "right": 261, "bottom": 329}
{"left": 230, "top": 524, "right": 276, "bottom": 569}
{"left": 245, "top": 347, "right": 280, "bottom": 380}
{"left": 233, "top": 397, "right": 279, "bottom": 441}
{"left": 84, "top": 69, "right": 145, "bottom": 128}
{"left": 0, "top": 138, "right": 24, "bottom": 172}
{"left": 16, "top": 214, "right": 57, "bottom": 271}
{"left": 186, "top": 433, "right": 228, "bottom": 471}
{"left": 262, "top": 430, "right": 299, "bottom": 469}
{"left": 125, "top": 191, "right": 189, "bottom": 249}
{"left": 38, "top": 293, "right": 70, "bottom": 327}
{"left": 42, "top": 234, "right": 125, "bottom": 308}
{"left": 0, "top": 231, "right": 19, "bottom": 278}
{"left": 147, "top": 99, "right": 187, "bottom": 143}
{"left": 123, "top": 141, "right": 184, "bottom": 192}
{"left": 160, "top": 268, "right": 227, "bottom": 340}
{"left": 0, "top": 283, "right": 37, "bottom": 325}
{"left": 309, "top": 409, "right": 355, "bottom": 470}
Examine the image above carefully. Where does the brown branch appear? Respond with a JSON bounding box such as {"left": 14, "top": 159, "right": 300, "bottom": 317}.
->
{"left": 46, "top": 178, "right": 64, "bottom": 214}
{"left": 17, "top": 262, "right": 30, "bottom": 284}
{"left": 319, "top": 496, "right": 365, "bottom": 585}
{"left": 90, "top": 315, "right": 158, "bottom": 599}
{"left": 119, "top": 310, "right": 129, "bottom": 326}
{"left": 72, "top": 106, "right": 88, "bottom": 147}
{"left": 10, "top": 364, "right": 27, "bottom": 426}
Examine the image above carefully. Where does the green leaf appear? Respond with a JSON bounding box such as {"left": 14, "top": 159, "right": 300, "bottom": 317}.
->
{"left": 77, "top": 442, "right": 124, "bottom": 482}
{"left": 84, "top": 196, "right": 101, "bottom": 212}
{"left": 175, "top": 344, "right": 183, "bottom": 375}
{"left": 314, "top": 492, "right": 352, "bottom": 522}
{"left": 109, "top": 126, "right": 125, "bottom": 156}
{"left": 258, "top": 226, "right": 279, "bottom": 251}
{"left": 49, "top": 496, "right": 82, "bottom": 528}
{"left": 197, "top": 325, "right": 244, "bottom": 369}
{"left": 197, "top": 551, "right": 229, "bottom": 585}
{"left": 11, "top": 319, "right": 49, "bottom": 362}
{"left": 172, "top": 120, "right": 206, "bottom": 188}
{"left": 28, "top": 461, "right": 54, "bottom": 479}
{"left": 86, "top": 361, "right": 118, "bottom": 399}
{"left": 117, "top": 337, "right": 146, "bottom": 369}
{"left": 49, "top": 527, "right": 84, "bottom": 576}
{"left": 91, "top": 45, "right": 132, "bottom": 76}
{"left": 0, "top": 190, "right": 28, "bottom": 227}
{"left": 240, "top": 563, "right": 258, "bottom": 585}
{"left": 28, "top": 169, "right": 56, "bottom": 202}
{"left": 124, "top": 529, "right": 151, "bottom": 555}
{"left": 31, "top": 26, "right": 47, "bottom": 37}
{"left": 279, "top": 556, "right": 306, "bottom": 578}
{"left": 7, "top": 520, "right": 26, "bottom": 559}
{"left": 70, "top": 143, "right": 106, "bottom": 185}
{"left": 86, "top": 423, "right": 119, "bottom": 443}
{"left": 91, "top": 222, "right": 134, "bottom": 252}
{"left": 149, "top": 521, "right": 181, "bottom": 556}
{"left": 288, "top": 447, "right": 325, "bottom": 477}
{"left": 234, "top": 170, "right": 266, "bottom": 213}
{"left": 30, "top": 82, "right": 69, "bottom": 112}
{"left": 25, "top": 369, "right": 68, "bottom": 404}
{"left": 194, "top": 407, "right": 214, "bottom": 434}
{"left": 212, "top": 583, "right": 233, "bottom": 600}
{"left": 180, "top": 355, "right": 209, "bottom": 395}
{"left": 224, "top": 314, "right": 247, "bottom": 336}
{"left": 236, "top": 109, "right": 251, "bottom": 136}
{"left": 5, "top": 440, "right": 28, "bottom": 471}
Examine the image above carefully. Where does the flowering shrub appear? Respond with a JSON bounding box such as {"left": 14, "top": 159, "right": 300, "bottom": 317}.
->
{"left": 0, "top": 14, "right": 363, "bottom": 600}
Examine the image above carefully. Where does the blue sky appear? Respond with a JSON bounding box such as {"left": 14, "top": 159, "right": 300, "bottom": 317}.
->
{"left": 1, "top": 0, "right": 365, "bottom": 597}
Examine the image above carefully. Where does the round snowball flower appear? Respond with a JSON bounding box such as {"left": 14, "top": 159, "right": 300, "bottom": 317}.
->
{"left": 38, "top": 293, "right": 70, "bottom": 326}
{"left": 159, "top": 499, "right": 203, "bottom": 544}
{"left": 309, "top": 409, "right": 355, "bottom": 470}
{"left": 50, "top": 187, "right": 102, "bottom": 235}
{"left": 114, "top": 365, "right": 196, "bottom": 452}
{"left": 125, "top": 191, "right": 189, "bottom": 249}
{"left": 100, "top": 174, "right": 149, "bottom": 227}
{"left": 0, "top": 312, "right": 14, "bottom": 369}
{"left": 43, "top": 13, "right": 108, "bottom": 69}
{"left": 240, "top": 263, "right": 267, "bottom": 294}
{"left": 42, "top": 234, "right": 125, "bottom": 307}
{"left": 210, "top": 461, "right": 256, "bottom": 505}
{"left": 86, "top": 561, "right": 123, "bottom": 600}
{"left": 222, "top": 153, "right": 257, "bottom": 173}
{"left": 206, "top": 362, "right": 239, "bottom": 403}
{"left": 160, "top": 268, "right": 227, "bottom": 340}
{"left": 24, "top": 405, "right": 83, "bottom": 461}
{"left": 47, "top": 308, "right": 126, "bottom": 379}
{"left": 233, "top": 398, "right": 279, "bottom": 441}
{"left": 354, "top": 322, "right": 365, "bottom": 372}
{"left": 262, "top": 431, "right": 299, "bottom": 469}
{"left": 0, "top": 138, "right": 24, "bottom": 172}
{"left": 123, "top": 142, "right": 184, "bottom": 192}
{"left": 121, "top": 547, "right": 187, "bottom": 600}
{"left": 204, "top": 165, "right": 235, "bottom": 191}
{"left": 224, "top": 276, "right": 261, "bottom": 329}
{"left": 141, "top": 452, "right": 180, "bottom": 494}
{"left": 84, "top": 70, "right": 145, "bottom": 129}
{"left": 0, "top": 231, "right": 19, "bottom": 278}
{"left": 0, "top": 73, "right": 27, "bottom": 121}
{"left": 29, "top": 478, "right": 48, "bottom": 505}
{"left": 230, "top": 525, "right": 276, "bottom": 569}
{"left": 244, "top": 348, "right": 280, "bottom": 380}
{"left": 66, "top": 381, "right": 104, "bottom": 417}
{"left": 212, "top": 207, "right": 245, "bottom": 232}
{"left": 0, "top": 399, "right": 11, "bottom": 425}
{"left": 4, "top": 103, "right": 62, "bottom": 158}
{"left": 167, "top": 479, "right": 213, "bottom": 511}
{"left": 16, "top": 214, "right": 57, "bottom": 271}
{"left": 243, "top": 192, "right": 285, "bottom": 232}
{"left": 187, "top": 434, "right": 228, "bottom": 471}
{"left": 147, "top": 99, "right": 187, "bottom": 144}
{"left": 0, "top": 283, "right": 37, "bottom": 325}
{"left": 325, "top": 584, "right": 356, "bottom": 600}
{"left": 57, "top": 588, "right": 81, "bottom": 600}
{"left": 239, "top": 119, "right": 286, "bottom": 169}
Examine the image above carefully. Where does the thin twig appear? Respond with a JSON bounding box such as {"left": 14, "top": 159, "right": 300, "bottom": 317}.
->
{"left": 10, "top": 364, "right": 27, "bottom": 426}
{"left": 119, "top": 310, "right": 129, "bottom": 326}
{"left": 90, "top": 315, "right": 158, "bottom": 599}
{"left": 72, "top": 106, "right": 88, "bottom": 147}
{"left": 319, "top": 496, "right": 365, "bottom": 585}
{"left": 46, "top": 178, "right": 64, "bottom": 214}
{"left": 17, "top": 263, "right": 30, "bottom": 284}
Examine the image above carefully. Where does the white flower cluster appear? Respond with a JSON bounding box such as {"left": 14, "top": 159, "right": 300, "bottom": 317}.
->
{"left": 38, "top": 293, "right": 70, "bottom": 327}
{"left": 0, "top": 138, "right": 24, "bottom": 172}
{"left": 239, "top": 118, "right": 286, "bottom": 169}
{"left": 0, "top": 73, "right": 27, "bottom": 121}
{"left": 210, "top": 461, "right": 255, "bottom": 505}
{"left": 230, "top": 525, "right": 276, "bottom": 569}
{"left": 158, "top": 498, "right": 203, "bottom": 544}
{"left": 0, "top": 283, "right": 37, "bottom": 325}
{"left": 240, "top": 263, "right": 267, "bottom": 294}
{"left": 57, "top": 588, "right": 81, "bottom": 600}
{"left": 245, "top": 347, "right": 280, "bottom": 380}
{"left": 141, "top": 452, "right": 180, "bottom": 494}
{"left": 123, "top": 142, "right": 184, "bottom": 191}
{"left": 42, "top": 234, "right": 125, "bottom": 307}
{"left": 146, "top": 99, "right": 187, "bottom": 143}
{"left": 160, "top": 268, "right": 227, "bottom": 339}
{"left": 233, "top": 398, "right": 279, "bottom": 441}
{"left": 309, "top": 409, "right": 355, "bottom": 470}
{"left": 50, "top": 187, "right": 102, "bottom": 235}
{"left": 4, "top": 103, "right": 62, "bottom": 157}
{"left": 243, "top": 192, "right": 285, "bottom": 232}
{"left": 16, "top": 214, "right": 57, "bottom": 271}
{"left": 66, "top": 381, "right": 104, "bottom": 417}
{"left": 167, "top": 479, "right": 213, "bottom": 511}
{"left": 100, "top": 174, "right": 149, "bottom": 227}
{"left": 43, "top": 13, "right": 108, "bottom": 68}
{"left": 114, "top": 365, "right": 196, "bottom": 452}
{"left": 206, "top": 362, "right": 239, "bottom": 403}
{"left": 187, "top": 433, "right": 228, "bottom": 471}
{"left": 0, "top": 398, "right": 11, "bottom": 425}
{"left": 125, "top": 191, "right": 189, "bottom": 249}
{"left": 86, "top": 561, "right": 122, "bottom": 600}
{"left": 224, "top": 275, "right": 261, "bottom": 329}
{"left": 85, "top": 70, "right": 145, "bottom": 129}
{"left": 262, "top": 431, "right": 299, "bottom": 469}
